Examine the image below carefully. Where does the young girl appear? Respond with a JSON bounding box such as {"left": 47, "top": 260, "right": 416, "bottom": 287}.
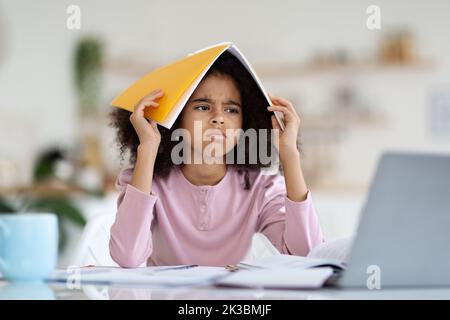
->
{"left": 109, "top": 52, "right": 324, "bottom": 268}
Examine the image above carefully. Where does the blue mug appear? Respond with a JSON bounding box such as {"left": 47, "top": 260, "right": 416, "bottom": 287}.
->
{"left": 0, "top": 213, "right": 58, "bottom": 282}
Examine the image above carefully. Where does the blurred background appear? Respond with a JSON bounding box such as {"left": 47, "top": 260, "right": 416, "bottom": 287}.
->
{"left": 0, "top": 0, "right": 449, "bottom": 266}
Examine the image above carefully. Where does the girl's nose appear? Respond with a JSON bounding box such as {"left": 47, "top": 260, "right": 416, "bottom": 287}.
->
{"left": 210, "top": 113, "right": 225, "bottom": 126}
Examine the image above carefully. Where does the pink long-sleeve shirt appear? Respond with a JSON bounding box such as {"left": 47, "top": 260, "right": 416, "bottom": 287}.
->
{"left": 109, "top": 165, "right": 324, "bottom": 268}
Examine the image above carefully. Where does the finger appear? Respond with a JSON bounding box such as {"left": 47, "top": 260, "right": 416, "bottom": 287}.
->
{"left": 269, "top": 94, "right": 296, "bottom": 114}
{"left": 269, "top": 92, "right": 288, "bottom": 105}
{"left": 267, "top": 105, "right": 294, "bottom": 120}
{"left": 268, "top": 104, "right": 300, "bottom": 123}
{"left": 267, "top": 105, "right": 287, "bottom": 113}
{"left": 281, "top": 101, "right": 297, "bottom": 117}
{"left": 136, "top": 90, "right": 164, "bottom": 110}
{"left": 142, "top": 101, "right": 159, "bottom": 108}
{"left": 146, "top": 89, "right": 164, "bottom": 99}
{"left": 135, "top": 100, "right": 159, "bottom": 112}
{"left": 268, "top": 103, "right": 289, "bottom": 110}
{"left": 150, "top": 90, "right": 165, "bottom": 100}
{"left": 140, "top": 92, "right": 164, "bottom": 106}
{"left": 269, "top": 92, "right": 289, "bottom": 105}
{"left": 269, "top": 93, "right": 296, "bottom": 109}
{"left": 145, "top": 88, "right": 163, "bottom": 98}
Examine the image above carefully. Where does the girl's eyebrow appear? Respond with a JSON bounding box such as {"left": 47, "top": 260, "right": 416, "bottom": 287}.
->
{"left": 224, "top": 100, "right": 241, "bottom": 107}
{"left": 189, "top": 97, "right": 241, "bottom": 107}
{"left": 190, "top": 97, "right": 212, "bottom": 104}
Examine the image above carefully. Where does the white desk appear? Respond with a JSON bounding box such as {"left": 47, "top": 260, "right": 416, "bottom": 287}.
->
{"left": 1, "top": 280, "right": 450, "bottom": 300}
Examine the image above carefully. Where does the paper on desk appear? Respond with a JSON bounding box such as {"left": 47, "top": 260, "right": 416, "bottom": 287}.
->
{"left": 238, "top": 254, "right": 345, "bottom": 271}
{"left": 216, "top": 267, "right": 333, "bottom": 289}
{"left": 48, "top": 266, "right": 230, "bottom": 287}
{"left": 307, "top": 235, "right": 355, "bottom": 263}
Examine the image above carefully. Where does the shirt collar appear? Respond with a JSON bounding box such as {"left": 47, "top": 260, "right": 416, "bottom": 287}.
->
{"left": 174, "top": 165, "right": 231, "bottom": 191}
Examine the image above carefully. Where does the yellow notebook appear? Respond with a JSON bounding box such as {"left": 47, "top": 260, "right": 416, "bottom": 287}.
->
{"left": 111, "top": 42, "right": 285, "bottom": 130}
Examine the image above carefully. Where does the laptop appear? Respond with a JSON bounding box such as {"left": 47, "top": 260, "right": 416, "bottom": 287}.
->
{"left": 331, "top": 152, "right": 450, "bottom": 288}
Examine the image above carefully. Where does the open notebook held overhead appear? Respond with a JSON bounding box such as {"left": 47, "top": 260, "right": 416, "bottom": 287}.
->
{"left": 111, "top": 42, "right": 286, "bottom": 130}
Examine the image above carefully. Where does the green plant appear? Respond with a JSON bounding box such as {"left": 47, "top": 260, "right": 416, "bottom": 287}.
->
{"left": 74, "top": 36, "right": 103, "bottom": 116}
{"left": 0, "top": 198, "right": 15, "bottom": 212}
{"left": 33, "top": 148, "right": 66, "bottom": 181}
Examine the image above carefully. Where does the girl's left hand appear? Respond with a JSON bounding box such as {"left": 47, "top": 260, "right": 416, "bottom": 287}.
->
{"left": 268, "top": 93, "right": 301, "bottom": 156}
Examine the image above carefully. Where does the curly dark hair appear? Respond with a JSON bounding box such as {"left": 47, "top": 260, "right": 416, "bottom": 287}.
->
{"left": 110, "top": 51, "right": 279, "bottom": 189}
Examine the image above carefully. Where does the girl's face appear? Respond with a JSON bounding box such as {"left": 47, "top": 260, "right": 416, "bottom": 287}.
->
{"left": 180, "top": 73, "right": 243, "bottom": 161}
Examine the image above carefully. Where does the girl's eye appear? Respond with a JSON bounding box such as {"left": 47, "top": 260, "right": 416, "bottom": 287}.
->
{"left": 226, "top": 108, "right": 239, "bottom": 114}
{"left": 194, "top": 105, "right": 210, "bottom": 111}
{"left": 194, "top": 105, "right": 239, "bottom": 114}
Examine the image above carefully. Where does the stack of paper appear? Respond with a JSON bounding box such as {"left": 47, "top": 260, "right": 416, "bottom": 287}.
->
{"left": 48, "top": 265, "right": 230, "bottom": 287}
{"left": 236, "top": 254, "right": 346, "bottom": 272}
{"left": 216, "top": 254, "right": 344, "bottom": 289}
{"left": 216, "top": 267, "right": 334, "bottom": 289}
{"left": 48, "top": 251, "right": 347, "bottom": 289}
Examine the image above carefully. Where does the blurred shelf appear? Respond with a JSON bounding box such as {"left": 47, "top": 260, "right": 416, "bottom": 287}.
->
{"left": 105, "top": 54, "right": 434, "bottom": 79}
{"left": 255, "top": 60, "right": 434, "bottom": 78}
{"left": 0, "top": 181, "right": 91, "bottom": 197}
{"left": 0, "top": 170, "right": 119, "bottom": 197}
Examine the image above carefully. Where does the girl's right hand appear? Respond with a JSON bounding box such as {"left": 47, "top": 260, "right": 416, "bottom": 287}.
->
{"left": 129, "top": 89, "right": 164, "bottom": 150}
